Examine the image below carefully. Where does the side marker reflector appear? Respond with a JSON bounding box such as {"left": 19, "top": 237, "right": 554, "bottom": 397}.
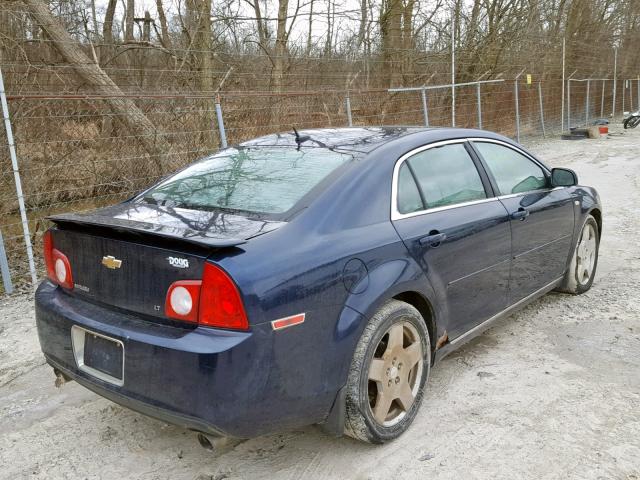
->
{"left": 271, "top": 313, "right": 306, "bottom": 331}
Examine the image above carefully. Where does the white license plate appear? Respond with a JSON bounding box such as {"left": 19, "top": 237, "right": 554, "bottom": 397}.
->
{"left": 71, "top": 326, "right": 124, "bottom": 386}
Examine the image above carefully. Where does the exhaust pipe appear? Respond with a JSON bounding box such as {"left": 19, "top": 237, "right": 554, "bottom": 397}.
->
{"left": 196, "top": 433, "right": 242, "bottom": 452}
{"left": 196, "top": 433, "right": 217, "bottom": 451}
{"left": 53, "top": 368, "right": 72, "bottom": 388}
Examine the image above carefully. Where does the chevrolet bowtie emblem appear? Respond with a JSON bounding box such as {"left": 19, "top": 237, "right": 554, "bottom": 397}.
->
{"left": 101, "top": 256, "right": 122, "bottom": 270}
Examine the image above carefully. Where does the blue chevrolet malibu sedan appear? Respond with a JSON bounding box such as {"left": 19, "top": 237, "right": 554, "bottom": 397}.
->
{"left": 35, "top": 127, "right": 602, "bottom": 444}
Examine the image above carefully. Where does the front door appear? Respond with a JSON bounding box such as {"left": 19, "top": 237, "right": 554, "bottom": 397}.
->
{"left": 391, "top": 141, "right": 512, "bottom": 339}
{"left": 472, "top": 140, "right": 575, "bottom": 303}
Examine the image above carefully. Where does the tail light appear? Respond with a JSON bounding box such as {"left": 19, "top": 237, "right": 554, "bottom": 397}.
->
{"left": 165, "top": 280, "right": 202, "bottom": 323}
{"left": 164, "top": 263, "right": 248, "bottom": 330}
{"left": 43, "top": 230, "right": 74, "bottom": 290}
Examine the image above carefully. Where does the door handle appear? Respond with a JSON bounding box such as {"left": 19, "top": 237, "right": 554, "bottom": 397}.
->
{"left": 511, "top": 208, "right": 530, "bottom": 221}
{"left": 419, "top": 232, "right": 447, "bottom": 247}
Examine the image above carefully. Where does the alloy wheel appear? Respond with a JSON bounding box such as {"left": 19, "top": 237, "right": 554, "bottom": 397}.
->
{"left": 367, "top": 321, "right": 423, "bottom": 427}
{"left": 576, "top": 222, "right": 597, "bottom": 285}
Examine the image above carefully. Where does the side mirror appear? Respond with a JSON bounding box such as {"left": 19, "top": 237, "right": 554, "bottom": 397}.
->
{"left": 551, "top": 168, "right": 578, "bottom": 187}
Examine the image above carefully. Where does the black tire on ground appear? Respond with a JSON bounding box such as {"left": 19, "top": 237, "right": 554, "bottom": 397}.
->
{"left": 624, "top": 116, "right": 640, "bottom": 129}
{"left": 344, "top": 300, "right": 430, "bottom": 444}
{"left": 557, "top": 214, "right": 600, "bottom": 295}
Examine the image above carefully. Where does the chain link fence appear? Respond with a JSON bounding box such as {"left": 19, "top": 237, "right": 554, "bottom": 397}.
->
{"left": 0, "top": 58, "right": 634, "bottom": 293}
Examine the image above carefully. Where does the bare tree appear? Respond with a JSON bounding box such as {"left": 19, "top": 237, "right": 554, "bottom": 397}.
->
{"left": 244, "top": 0, "right": 268, "bottom": 48}
{"left": 18, "top": 0, "right": 169, "bottom": 170}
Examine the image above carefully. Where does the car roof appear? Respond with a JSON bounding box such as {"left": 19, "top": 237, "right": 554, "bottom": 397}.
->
{"left": 238, "top": 126, "right": 509, "bottom": 156}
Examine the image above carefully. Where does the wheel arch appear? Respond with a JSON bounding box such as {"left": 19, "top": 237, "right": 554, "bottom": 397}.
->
{"left": 392, "top": 291, "right": 437, "bottom": 364}
{"left": 589, "top": 207, "right": 602, "bottom": 238}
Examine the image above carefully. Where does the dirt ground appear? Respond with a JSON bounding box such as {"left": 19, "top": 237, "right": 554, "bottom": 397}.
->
{"left": 1, "top": 127, "right": 639, "bottom": 480}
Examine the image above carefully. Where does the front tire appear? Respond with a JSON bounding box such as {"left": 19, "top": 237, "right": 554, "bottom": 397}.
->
{"left": 557, "top": 214, "right": 600, "bottom": 294}
{"left": 344, "top": 300, "right": 430, "bottom": 444}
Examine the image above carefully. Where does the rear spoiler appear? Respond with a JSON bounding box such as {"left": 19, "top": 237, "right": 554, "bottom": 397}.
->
{"left": 48, "top": 213, "right": 247, "bottom": 249}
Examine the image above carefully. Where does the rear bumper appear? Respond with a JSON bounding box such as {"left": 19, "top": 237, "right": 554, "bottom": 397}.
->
{"left": 35, "top": 281, "right": 334, "bottom": 437}
{"left": 46, "top": 355, "right": 226, "bottom": 435}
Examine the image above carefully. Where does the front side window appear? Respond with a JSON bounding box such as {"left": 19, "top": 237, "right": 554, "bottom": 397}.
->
{"left": 474, "top": 142, "right": 547, "bottom": 195}
{"left": 142, "top": 147, "right": 351, "bottom": 215}
{"left": 398, "top": 143, "right": 487, "bottom": 212}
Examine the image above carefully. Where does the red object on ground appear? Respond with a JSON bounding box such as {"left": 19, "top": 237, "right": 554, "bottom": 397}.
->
{"left": 599, "top": 126, "right": 608, "bottom": 135}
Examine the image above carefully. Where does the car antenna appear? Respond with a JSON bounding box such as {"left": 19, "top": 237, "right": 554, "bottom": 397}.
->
{"left": 292, "top": 127, "right": 310, "bottom": 150}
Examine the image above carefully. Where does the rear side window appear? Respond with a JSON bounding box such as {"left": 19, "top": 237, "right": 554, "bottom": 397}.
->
{"left": 397, "top": 163, "right": 424, "bottom": 214}
{"left": 400, "top": 143, "right": 487, "bottom": 211}
{"left": 142, "top": 147, "right": 351, "bottom": 215}
{"left": 474, "top": 142, "right": 547, "bottom": 195}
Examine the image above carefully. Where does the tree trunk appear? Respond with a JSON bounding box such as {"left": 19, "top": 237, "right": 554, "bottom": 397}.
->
{"left": 246, "top": 0, "right": 268, "bottom": 48}
{"left": 186, "top": 0, "right": 216, "bottom": 145}
{"left": 380, "top": 0, "right": 403, "bottom": 87}
{"left": 90, "top": 0, "right": 98, "bottom": 39}
{"left": 306, "top": 0, "right": 314, "bottom": 55}
{"left": 324, "top": 0, "right": 333, "bottom": 57}
{"left": 103, "top": 0, "right": 117, "bottom": 43}
{"left": 125, "top": 0, "right": 135, "bottom": 42}
{"left": 356, "top": 0, "right": 367, "bottom": 52}
{"left": 272, "top": 0, "right": 289, "bottom": 92}
{"left": 155, "top": 0, "right": 171, "bottom": 49}
{"left": 20, "top": 0, "right": 169, "bottom": 171}
{"left": 143, "top": 10, "right": 151, "bottom": 42}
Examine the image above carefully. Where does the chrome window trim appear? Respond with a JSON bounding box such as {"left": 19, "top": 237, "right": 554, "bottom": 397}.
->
{"left": 496, "top": 186, "right": 564, "bottom": 201}
{"left": 71, "top": 325, "right": 125, "bottom": 387}
{"left": 467, "top": 137, "right": 552, "bottom": 175}
{"left": 391, "top": 138, "right": 492, "bottom": 221}
{"left": 390, "top": 137, "right": 565, "bottom": 222}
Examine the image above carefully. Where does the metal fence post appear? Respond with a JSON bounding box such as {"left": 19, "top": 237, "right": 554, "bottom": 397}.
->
{"left": 601, "top": 80, "right": 605, "bottom": 117}
{"left": 567, "top": 80, "right": 571, "bottom": 130}
{"left": 215, "top": 95, "right": 227, "bottom": 149}
{"left": 514, "top": 76, "right": 521, "bottom": 142}
{"left": 585, "top": 79, "right": 590, "bottom": 125}
{"left": 420, "top": 89, "right": 429, "bottom": 127}
{"left": 0, "top": 66, "right": 37, "bottom": 287}
{"left": 630, "top": 79, "right": 634, "bottom": 112}
{"left": 612, "top": 47, "right": 617, "bottom": 117}
{"left": 345, "top": 95, "right": 353, "bottom": 127}
{"left": 538, "top": 82, "right": 546, "bottom": 138}
{"left": 476, "top": 82, "right": 482, "bottom": 129}
{"left": 622, "top": 80, "right": 625, "bottom": 113}
{"left": 561, "top": 37, "right": 566, "bottom": 132}
{"left": 451, "top": 10, "right": 455, "bottom": 127}
{"left": 0, "top": 230, "right": 13, "bottom": 294}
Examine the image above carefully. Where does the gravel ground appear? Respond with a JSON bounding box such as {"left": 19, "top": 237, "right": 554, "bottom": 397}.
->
{"left": 1, "top": 127, "right": 639, "bottom": 480}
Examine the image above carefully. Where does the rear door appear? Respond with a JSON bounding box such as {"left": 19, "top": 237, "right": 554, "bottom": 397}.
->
{"left": 471, "top": 140, "right": 575, "bottom": 303}
{"left": 391, "top": 140, "right": 512, "bottom": 339}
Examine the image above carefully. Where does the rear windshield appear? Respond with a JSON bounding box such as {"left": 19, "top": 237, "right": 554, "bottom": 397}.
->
{"left": 142, "top": 147, "right": 352, "bottom": 215}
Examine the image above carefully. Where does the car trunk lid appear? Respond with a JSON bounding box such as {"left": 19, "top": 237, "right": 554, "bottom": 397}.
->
{"left": 48, "top": 202, "right": 285, "bottom": 321}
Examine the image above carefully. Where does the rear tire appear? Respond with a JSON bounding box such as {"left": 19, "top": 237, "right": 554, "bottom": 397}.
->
{"left": 344, "top": 300, "right": 430, "bottom": 444}
{"left": 557, "top": 215, "right": 599, "bottom": 294}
